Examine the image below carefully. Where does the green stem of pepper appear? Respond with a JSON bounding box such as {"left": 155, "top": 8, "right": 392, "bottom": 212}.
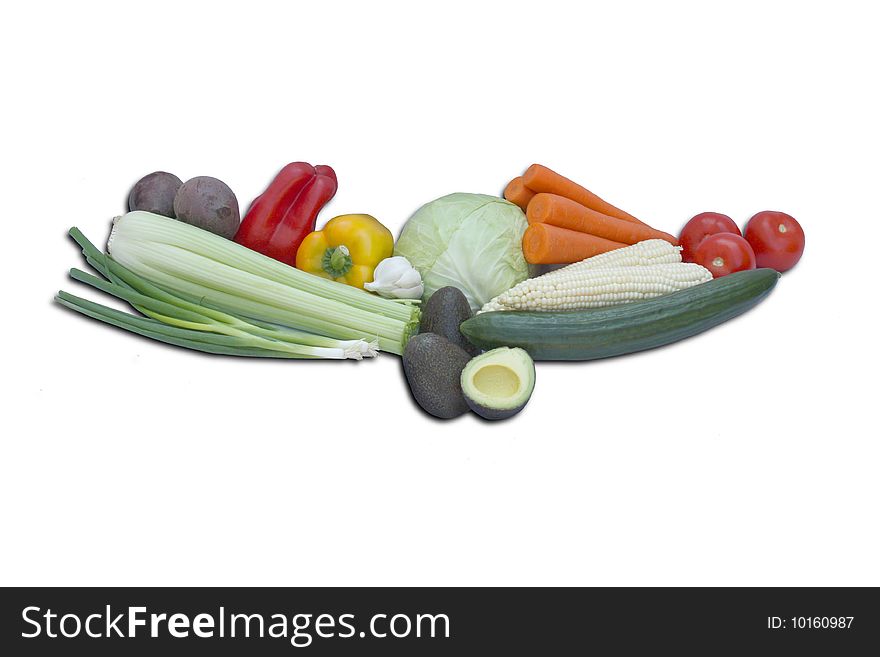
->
{"left": 322, "top": 245, "right": 353, "bottom": 278}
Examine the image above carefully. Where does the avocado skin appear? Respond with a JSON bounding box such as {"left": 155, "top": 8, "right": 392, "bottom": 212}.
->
{"left": 464, "top": 396, "right": 526, "bottom": 421}
{"left": 420, "top": 287, "right": 480, "bottom": 356}
{"left": 402, "top": 333, "right": 471, "bottom": 419}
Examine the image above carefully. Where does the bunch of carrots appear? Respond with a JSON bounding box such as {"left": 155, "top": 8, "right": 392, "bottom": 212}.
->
{"left": 504, "top": 165, "right": 677, "bottom": 264}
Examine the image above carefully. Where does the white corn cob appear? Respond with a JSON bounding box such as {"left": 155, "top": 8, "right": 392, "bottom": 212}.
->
{"left": 480, "top": 262, "right": 712, "bottom": 312}
{"left": 546, "top": 239, "right": 682, "bottom": 278}
{"left": 481, "top": 240, "right": 687, "bottom": 312}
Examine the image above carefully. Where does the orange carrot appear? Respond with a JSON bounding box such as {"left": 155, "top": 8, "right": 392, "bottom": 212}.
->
{"left": 503, "top": 176, "right": 535, "bottom": 211}
{"left": 522, "top": 163, "right": 644, "bottom": 225}
{"left": 522, "top": 223, "right": 627, "bottom": 265}
{"left": 527, "top": 193, "right": 677, "bottom": 246}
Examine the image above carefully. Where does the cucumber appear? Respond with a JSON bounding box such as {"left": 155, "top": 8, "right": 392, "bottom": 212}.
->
{"left": 459, "top": 268, "right": 780, "bottom": 361}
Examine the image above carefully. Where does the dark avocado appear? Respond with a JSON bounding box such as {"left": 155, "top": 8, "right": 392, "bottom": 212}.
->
{"left": 420, "top": 286, "right": 479, "bottom": 356}
{"left": 402, "top": 333, "right": 471, "bottom": 419}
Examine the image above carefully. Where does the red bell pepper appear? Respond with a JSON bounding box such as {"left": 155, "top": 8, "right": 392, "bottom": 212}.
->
{"left": 234, "top": 162, "right": 337, "bottom": 265}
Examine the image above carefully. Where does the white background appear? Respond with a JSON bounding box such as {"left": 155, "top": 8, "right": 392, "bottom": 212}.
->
{"left": 2, "top": 0, "right": 877, "bottom": 586}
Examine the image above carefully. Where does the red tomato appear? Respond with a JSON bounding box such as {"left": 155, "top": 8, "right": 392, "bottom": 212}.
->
{"left": 693, "top": 232, "right": 756, "bottom": 278}
{"left": 678, "top": 212, "right": 741, "bottom": 262}
{"left": 744, "top": 211, "right": 805, "bottom": 272}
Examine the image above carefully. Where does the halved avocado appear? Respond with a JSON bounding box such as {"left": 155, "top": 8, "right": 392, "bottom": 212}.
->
{"left": 460, "top": 347, "right": 535, "bottom": 420}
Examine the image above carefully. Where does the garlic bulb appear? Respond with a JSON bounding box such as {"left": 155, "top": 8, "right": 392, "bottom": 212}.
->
{"left": 364, "top": 256, "right": 424, "bottom": 299}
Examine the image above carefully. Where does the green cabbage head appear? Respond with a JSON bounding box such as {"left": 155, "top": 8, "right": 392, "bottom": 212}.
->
{"left": 394, "top": 193, "right": 530, "bottom": 312}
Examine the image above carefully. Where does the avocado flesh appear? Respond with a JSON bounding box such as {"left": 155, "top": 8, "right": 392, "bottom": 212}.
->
{"left": 461, "top": 347, "right": 535, "bottom": 420}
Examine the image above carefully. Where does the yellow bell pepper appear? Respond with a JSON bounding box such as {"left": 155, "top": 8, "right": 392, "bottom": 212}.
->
{"left": 295, "top": 214, "right": 394, "bottom": 290}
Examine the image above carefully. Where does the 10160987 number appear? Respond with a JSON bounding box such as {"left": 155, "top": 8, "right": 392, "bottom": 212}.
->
{"left": 768, "top": 616, "right": 854, "bottom": 629}
{"left": 791, "top": 616, "right": 854, "bottom": 629}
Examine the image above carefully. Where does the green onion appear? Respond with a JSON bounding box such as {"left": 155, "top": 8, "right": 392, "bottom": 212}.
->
{"left": 56, "top": 291, "right": 320, "bottom": 359}
{"left": 68, "top": 268, "right": 375, "bottom": 358}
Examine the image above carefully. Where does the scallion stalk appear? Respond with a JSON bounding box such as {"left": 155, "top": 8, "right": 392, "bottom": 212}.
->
{"left": 56, "top": 291, "right": 328, "bottom": 358}
{"left": 68, "top": 268, "right": 376, "bottom": 358}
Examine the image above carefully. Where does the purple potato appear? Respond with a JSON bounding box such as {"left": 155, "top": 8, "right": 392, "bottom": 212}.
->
{"left": 173, "top": 176, "right": 240, "bottom": 239}
{"left": 128, "top": 171, "right": 182, "bottom": 217}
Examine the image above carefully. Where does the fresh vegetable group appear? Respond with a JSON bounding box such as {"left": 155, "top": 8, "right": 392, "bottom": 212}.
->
{"left": 56, "top": 161, "right": 805, "bottom": 423}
